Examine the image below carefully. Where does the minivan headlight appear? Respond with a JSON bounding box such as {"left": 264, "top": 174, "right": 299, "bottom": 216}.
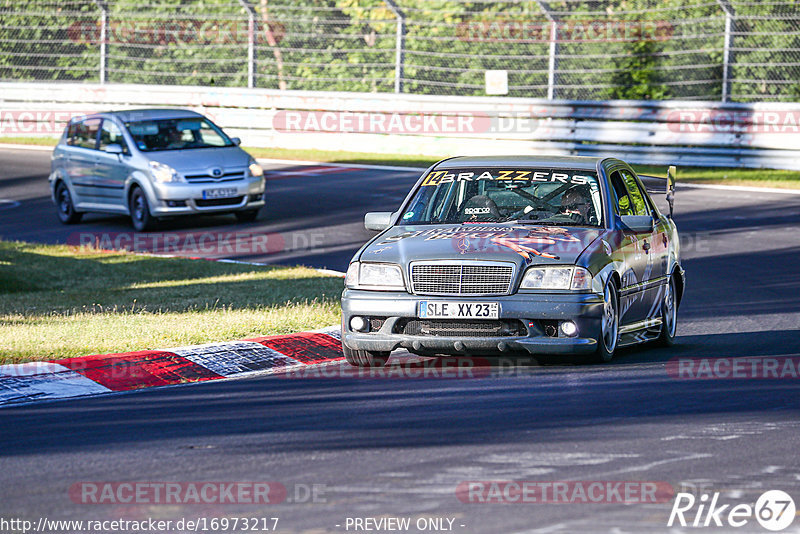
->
{"left": 149, "top": 161, "right": 182, "bottom": 183}
{"left": 248, "top": 158, "right": 264, "bottom": 178}
{"left": 520, "top": 266, "right": 592, "bottom": 290}
{"left": 345, "top": 262, "right": 405, "bottom": 291}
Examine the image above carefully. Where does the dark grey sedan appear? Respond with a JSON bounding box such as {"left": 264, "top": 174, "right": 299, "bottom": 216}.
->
{"left": 341, "top": 155, "right": 685, "bottom": 366}
{"left": 50, "top": 109, "right": 265, "bottom": 231}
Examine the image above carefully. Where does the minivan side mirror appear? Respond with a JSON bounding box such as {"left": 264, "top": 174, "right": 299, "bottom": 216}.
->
{"left": 364, "top": 212, "right": 393, "bottom": 232}
{"left": 231, "top": 137, "right": 242, "bottom": 146}
{"left": 620, "top": 215, "right": 654, "bottom": 233}
{"left": 104, "top": 144, "right": 123, "bottom": 155}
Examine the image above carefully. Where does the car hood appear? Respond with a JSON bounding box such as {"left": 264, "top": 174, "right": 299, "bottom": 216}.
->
{"left": 144, "top": 146, "right": 250, "bottom": 173}
{"left": 360, "top": 224, "right": 602, "bottom": 269}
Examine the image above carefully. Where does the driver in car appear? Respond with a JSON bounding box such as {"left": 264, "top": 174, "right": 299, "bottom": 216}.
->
{"left": 559, "top": 187, "right": 592, "bottom": 224}
{"left": 165, "top": 128, "right": 185, "bottom": 149}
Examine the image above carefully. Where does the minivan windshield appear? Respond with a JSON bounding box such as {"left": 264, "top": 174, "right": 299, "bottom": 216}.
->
{"left": 124, "top": 118, "right": 234, "bottom": 152}
{"left": 400, "top": 167, "right": 604, "bottom": 226}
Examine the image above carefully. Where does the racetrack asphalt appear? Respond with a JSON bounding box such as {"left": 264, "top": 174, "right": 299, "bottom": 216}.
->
{"left": 1, "top": 147, "right": 799, "bottom": 533}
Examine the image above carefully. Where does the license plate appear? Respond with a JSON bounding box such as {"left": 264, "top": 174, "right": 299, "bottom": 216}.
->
{"left": 202, "top": 188, "right": 238, "bottom": 199}
{"left": 418, "top": 301, "right": 499, "bottom": 319}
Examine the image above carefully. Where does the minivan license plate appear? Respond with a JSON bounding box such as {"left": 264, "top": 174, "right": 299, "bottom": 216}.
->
{"left": 202, "top": 188, "right": 237, "bottom": 199}
{"left": 418, "top": 301, "right": 499, "bottom": 319}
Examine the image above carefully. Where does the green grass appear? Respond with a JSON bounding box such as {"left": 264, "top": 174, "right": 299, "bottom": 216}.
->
{"left": 0, "top": 136, "right": 58, "bottom": 146}
{"left": 630, "top": 164, "right": 800, "bottom": 189}
{"left": 2, "top": 136, "right": 799, "bottom": 188}
{"left": 0, "top": 241, "right": 342, "bottom": 363}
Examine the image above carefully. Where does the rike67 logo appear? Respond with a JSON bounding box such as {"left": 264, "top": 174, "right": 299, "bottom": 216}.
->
{"left": 668, "top": 490, "right": 796, "bottom": 531}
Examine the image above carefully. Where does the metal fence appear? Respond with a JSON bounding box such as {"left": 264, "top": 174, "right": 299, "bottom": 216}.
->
{"left": 1, "top": 0, "right": 799, "bottom": 102}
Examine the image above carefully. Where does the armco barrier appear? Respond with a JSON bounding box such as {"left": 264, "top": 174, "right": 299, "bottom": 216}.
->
{"left": 2, "top": 82, "right": 800, "bottom": 170}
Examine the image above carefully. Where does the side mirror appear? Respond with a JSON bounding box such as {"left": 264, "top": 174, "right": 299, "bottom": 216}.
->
{"left": 231, "top": 137, "right": 242, "bottom": 146}
{"left": 620, "top": 215, "right": 654, "bottom": 234}
{"left": 666, "top": 165, "right": 676, "bottom": 219}
{"left": 364, "top": 212, "right": 392, "bottom": 232}
{"left": 104, "top": 144, "right": 123, "bottom": 155}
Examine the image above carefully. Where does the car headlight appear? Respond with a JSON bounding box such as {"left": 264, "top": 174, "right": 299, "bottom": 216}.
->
{"left": 248, "top": 158, "right": 264, "bottom": 178}
{"left": 520, "top": 266, "right": 592, "bottom": 290}
{"left": 345, "top": 262, "right": 405, "bottom": 291}
{"left": 149, "top": 161, "right": 182, "bottom": 183}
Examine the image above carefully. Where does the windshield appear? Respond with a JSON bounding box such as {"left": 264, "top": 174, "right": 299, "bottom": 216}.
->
{"left": 401, "top": 167, "right": 604, "bottom": 226}
{"left": 124, "top": 117, "right": 233, "bottom": 152}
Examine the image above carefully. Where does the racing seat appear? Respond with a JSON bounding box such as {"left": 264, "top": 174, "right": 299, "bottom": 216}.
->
{"left": 459, "top": 195, "right": 501, "bottom": 222}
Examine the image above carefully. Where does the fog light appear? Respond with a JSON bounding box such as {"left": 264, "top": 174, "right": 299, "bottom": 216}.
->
{"left": 249, "top": 193, "right": 263, "bottom": 201}
{"left": 166, "top": 200, "right": 186, "bottom": 207}
{"left": 560, "top": 320, "right": 578, "bottom": 337}
{"left": 350, "top": 316, "right": 368, "bottom": 332}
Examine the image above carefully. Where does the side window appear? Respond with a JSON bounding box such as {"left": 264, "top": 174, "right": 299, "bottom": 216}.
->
{"left": 198, "top": 123, "right": 227, "bottom": 147}
{"left": 620, "top": 170, "right": 650, "bottom": 217}
{"left": 65, "top": 122, "right": 79, "bottom": 145}
{"left": 609, "top": 171, "right": 634, "bottom": 216}
{"left": 69, "top": 118, "right": 101, "bottom": 149}
{"left": 99, "top": 120, "right": 128, "bottom": 153}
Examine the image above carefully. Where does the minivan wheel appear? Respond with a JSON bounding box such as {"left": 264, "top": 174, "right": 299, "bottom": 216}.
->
{"left": 234, "top": 208, "right": 260, "bottom": 223}
{"left": 55, "top": 182, "right": 82, "bottom": 224}
{"left": 342, "top": 343, "right": 389, "bottom": 367}
{"left": 129, "top": 187, "right": 158, "bottom": 232}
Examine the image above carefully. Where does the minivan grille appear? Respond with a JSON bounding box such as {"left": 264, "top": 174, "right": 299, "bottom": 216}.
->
{"left": 184, "top": 171, "right": 246, "bottom": 183}
{"left": 410, "top": 263, "right": 514, "bottom": 295}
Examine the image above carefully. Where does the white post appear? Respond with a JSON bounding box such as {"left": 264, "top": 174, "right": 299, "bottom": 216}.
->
{"left": 92, "top": 0, "right": 108, "bottom": 84}
{"left": 548, "top": 21, "right": 557, "bottom": 100}
{"left": 718, "top": 0, "right": 735, "bottom": 102}
{"left": 384, "top": 0, "right": 405, "bottom": 93}
{"left": 536, "top": 1, "right": 558, "bottom": 100}
{"left": 237, "top": 0, "right": 257, "bottom": 88}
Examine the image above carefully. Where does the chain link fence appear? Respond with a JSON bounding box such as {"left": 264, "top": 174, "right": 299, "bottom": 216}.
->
{"left": 1, "top": 0, "right": 798, "bottom": 102}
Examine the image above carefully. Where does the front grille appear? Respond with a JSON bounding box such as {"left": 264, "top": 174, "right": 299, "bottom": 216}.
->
{"left": 396, "top": 319, "right": 527, "bottom": 338}
{"left": 410, "top": 262, "right": 514, "bottom": 295}
{"left": 184, "top": 171, "right": 246, "bottom": 183}
{"left": 194, "top": 196, "right": 244, "bottom": 207}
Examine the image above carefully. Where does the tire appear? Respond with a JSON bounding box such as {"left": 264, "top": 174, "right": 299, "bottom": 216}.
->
{"left": 129, "top": 186, "right": 158, "bottom": 232}
{"left": 590, "top": 277, "right": 620, "bottom": 363}
{"left": 342, "top": 343, "right": 389, "bottom": 368}
{"left": 54, "top": 181, "right": 82, "bottom": 224}
{"left": 655, "top": 274, "right": 678, "bottom": 347}
{"left": 234, "top": 208, "right": 260, "bottom": 223}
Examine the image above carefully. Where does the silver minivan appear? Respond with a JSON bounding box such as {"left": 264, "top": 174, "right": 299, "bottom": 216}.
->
{"left": 50, "top": 109, "right": 266, "bottom": 231}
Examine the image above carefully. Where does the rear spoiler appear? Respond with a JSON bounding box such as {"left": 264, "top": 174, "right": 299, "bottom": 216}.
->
{"left": 639, "top": 166, "right": 676, "bottom": 218}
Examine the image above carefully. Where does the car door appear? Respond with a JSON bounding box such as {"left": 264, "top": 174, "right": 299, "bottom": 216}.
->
{"left": 624, "top": 168, "right": 671, "bottom": 321}
{"left": 63, "top": 118, "right": 102, "bottom": 204}
{"left": 618, "top": 169, "right": 660, "bottom": 324}
{"left": 95, "top": 118, "right": 130, "bottom": 207}
{"left": 607, "top": 169, "right": 654, "bottom": 326}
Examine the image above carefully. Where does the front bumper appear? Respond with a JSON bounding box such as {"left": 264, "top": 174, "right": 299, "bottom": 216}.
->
{"left": 149, "top": 177, "right": 265, "bottom": 216}
{"left": 341, "top": 289, "right": 605, "bottom": 356}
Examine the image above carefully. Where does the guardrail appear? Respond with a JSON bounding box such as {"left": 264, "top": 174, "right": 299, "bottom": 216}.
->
{"left": 2, "top": 82, "right": 800, "bottom": 170}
